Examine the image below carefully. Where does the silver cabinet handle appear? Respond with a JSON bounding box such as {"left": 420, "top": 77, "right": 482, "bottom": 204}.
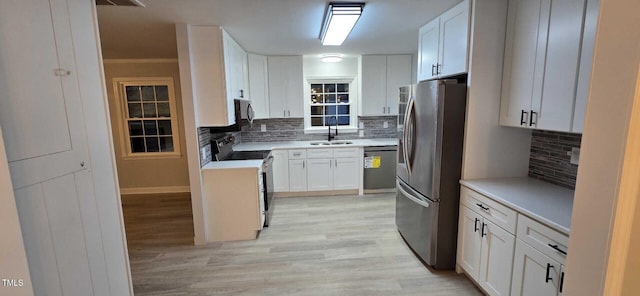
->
{"left": 383, "top": 106, "right": 386, "bottom": 114}
{"left": 335, "top": 159, "right": 337, "bottom": 167}
{"left": 302, "top": 160, "right": 305, "bottom": 169}
{"left": 431, "top": 64, "right": 436, "bottom": 76}
{"left": 288, "top": 110, "right": 291, "bottom": 117}
{"left": 387, "top": 106, "right": 391, "bottom": 114}
{"left": 284, "top": 110, "right": 286, "bottom": 117}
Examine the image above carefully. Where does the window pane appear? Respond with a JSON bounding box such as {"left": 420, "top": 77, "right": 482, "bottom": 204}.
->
{"left": 325, "top": 106, "right": 337, "bottom": 116}
{"left": 338, "top": 105, "right": 350, "bottom": 115}
{"left": 311, "top": 94, "right": 323, "bottom": 104}
{"left": 324, "top": 84, "right": 336, "bottom": 93}
{"left": 126, "top": 86, "right": 140, "bottom": 102}
{"left": 311, "top": 84, "right": 323, "bottom": 93}
{"left": 130, "top": 137, "right": 145, "bottom": 153}
{"left": 311, "top": 106, "right": 323, "bottom": 116}
{"left": 338, "top": 116, "right": 350, "bottom": 125}
{"left": 157, "top": 102, "right": 170, "bottom": 117}
{"left": 145, "top": 137, "right": 160, "bottom": 152}
{"left": 141, "top": 86, "right": 155, "bottom": 101}
{"left": 128, "top": 103, "right": 142, "bottom": 118}
{"left": 144, "top": 120, "right": 158, "bottom": 135}
{"left": 337, "top": 94, "right": 349, "bottom": 103}
{"left": 155, "top": 85, "right": 169, "bottom": 101}
{"left": 325, "top": 115, "right": 339, "bottom": 126}
{"left": 326, "top": 94, "right": 336, "bottom": 103}
{"left": 311, "top": 117, "right": 323, "bottom": 126}
{"left": 159, "top": 136, "right": 174, "bottom": 152}
{"left": 337, "top": 83, "right": 349, "bottom": 92}
{"left": 129, "top": 121, "right": 143, "bottom": 136}
{"left": 143, "top": 103, "right": 157, "bottom": 118}
{"left": 157, "top": 120, "right": 172, "bottom": 135}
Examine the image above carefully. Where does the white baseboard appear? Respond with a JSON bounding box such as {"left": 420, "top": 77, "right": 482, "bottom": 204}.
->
{"left": 119, "top": 186, "right": 190, "bottom": 195}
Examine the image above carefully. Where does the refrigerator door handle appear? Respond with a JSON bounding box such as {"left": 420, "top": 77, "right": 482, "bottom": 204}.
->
{"left": 403, "top": 95, "right": 416, "bottom": 175}
{"left": 398, "top": 182, "right": 430, "bottom": 208}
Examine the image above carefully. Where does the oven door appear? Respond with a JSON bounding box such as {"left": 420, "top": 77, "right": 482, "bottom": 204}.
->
{"left": 262, "top": 155, "right": 274, "bottom": 226}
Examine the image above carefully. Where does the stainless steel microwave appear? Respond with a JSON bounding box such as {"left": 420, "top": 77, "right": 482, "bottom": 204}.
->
{"left": 234, "top": 99, "right": 255, "bottom": 126}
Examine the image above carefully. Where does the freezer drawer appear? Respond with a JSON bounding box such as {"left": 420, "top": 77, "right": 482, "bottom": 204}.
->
{"left": 396, "top": 179, "right": 439, "bottom": 266}
{"left": 363, "top": 146, "right": 397, "bottom": 190}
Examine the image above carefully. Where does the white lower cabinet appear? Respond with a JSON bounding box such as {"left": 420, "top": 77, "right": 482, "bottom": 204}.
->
{"left": 458, "top": 185, "right": 569, "bottom": 296}
{"left": 273, "top": 147, "right": 361, "bottom": 192}
{"left": 333, "top": 157, "right": 360, "bottom": 190}
{"left": 288, "top": 159, "right": 307, "bottom": 192}
{"left": 511, "top": 241, "right": 564, "bottom": 296}
{"left": 458, "top": 205, "right": 515, "bottom": 296}
{"left": 272, "top": 150, "right": 289, "bottom": 192}
{"left": 307, "top": 159, "right": 332, "bottom": 191}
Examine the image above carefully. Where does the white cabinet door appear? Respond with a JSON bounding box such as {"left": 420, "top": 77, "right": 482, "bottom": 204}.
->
{"left": 286, "top": 56, "right": 304, "bottom": 118}
{"left": 272, "top": 150, "right": 289, "bottom": 192}
{"left": 333, "top": 157, "right": 360, "bottom": 190}
{"left": 536, "top": 0, "right": 586, "bottom": 131}
{"left": 288, "top": 159, "right": 307, "bottom": 192}
{"left": 457, "top": 206, "right": 483, "bottom": 280}
{"left": 499, "top": 0, "right": 546, "bottom": 128}
{"left": 248, "top": 54, "right": 270, "bottom": 119}
{"left": 417, "top": 18, "right": 440, "bottom": 82}
{"left": 572, "top": 0, "right": 598, "bottom": 133}
{"left": 307, "top": 159, "right": 333, "bottom": 191}
{"left": 511, "top": 240, "right": 561, "bottom": 296}
{"left": 361, "top": 55, "right": 387, "bottom": 116}
{"left": 438, "top": 1, "right": 470, "bottom": 77}
{"left": 268, "top": 56, "right": 304, "bottom": 118}
{"left": 479, "top": 220, "right": 516, "bottom": 296}
{"left": 385, "top": 55, "right": 412, "bottom": 115}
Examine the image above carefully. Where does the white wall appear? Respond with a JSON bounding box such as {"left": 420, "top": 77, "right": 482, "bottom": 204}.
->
{"left": 0, "top": 126, "right": 33, "bottom": 296}
{"left": 565, "top": 0, "right": 640, "bottom": 293}
{"left": 461, "top": 0, "right": 531, "bottom": 180}
{"left": 303, "top": 56, "right": 359, "bottom": 78}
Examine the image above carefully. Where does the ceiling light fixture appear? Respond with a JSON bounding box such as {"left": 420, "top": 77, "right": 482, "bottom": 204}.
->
{"left": 319, "top": 2, "right": 365, "bottom": 46}
{"left": 320, "top": 54, "right": 343, "bottom": 63}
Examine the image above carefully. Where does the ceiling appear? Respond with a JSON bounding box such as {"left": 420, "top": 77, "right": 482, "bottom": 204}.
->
{"left": 96, "top": 0, "right": 462, "bottom": 59}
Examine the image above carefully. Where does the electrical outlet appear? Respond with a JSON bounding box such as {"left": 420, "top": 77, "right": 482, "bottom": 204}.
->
{"left": 383, "top": 121, "right": 388, "bottom": 128}
{"left": 261, "top": 124, "right": 267, "bottom": 132}
{"left": 359, "top": 130, "right": 364, "bottom": 137}
{"left": 568, "top": 147, "right": 580, "bottom": 165}
{"left": 359, "top": 121, "right": 364, "bottom": 129}
{"left": 200, "top": 147, "right": 208, "bottom": 162}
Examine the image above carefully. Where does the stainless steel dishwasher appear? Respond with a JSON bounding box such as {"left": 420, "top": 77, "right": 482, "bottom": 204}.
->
{"left": 363, "top": 146, "right": 397, "bottom": 192}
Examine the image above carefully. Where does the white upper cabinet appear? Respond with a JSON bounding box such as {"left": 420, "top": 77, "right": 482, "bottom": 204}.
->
{"left": 417, "top": 0, "right": 470, "bottom": 81}
{"left": 268, "top": 56, "right": 304, "bottom": 118}
{"left": 178, "top": 25, "right": 248, "bottom": 127}
{"left": 248, "top": 53, "right": 270, "bottom": 119}
{"left": 361, "top": 55, "right": 412, "bottom": 116}
{"left": 500, "top": 0, "right": 594, "bottom": 132}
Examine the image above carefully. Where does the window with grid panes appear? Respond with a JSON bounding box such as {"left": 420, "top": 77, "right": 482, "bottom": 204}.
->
{"left": 310, "top": 82, "right": 352, "bottom": 127}
{"left": 117, "top": 79, "right": 180, "bottom": 156}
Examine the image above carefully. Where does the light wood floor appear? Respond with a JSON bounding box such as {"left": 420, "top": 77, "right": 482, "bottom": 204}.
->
{"left": 126, "top": 193, "right": 483, "bottom": 295}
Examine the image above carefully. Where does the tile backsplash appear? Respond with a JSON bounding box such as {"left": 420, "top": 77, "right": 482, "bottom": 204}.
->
{"left": 528, "top": 130, "right": 582, "bottom": 189}
{"left": 240, "top": 116, "right": 398, "bottom": 142}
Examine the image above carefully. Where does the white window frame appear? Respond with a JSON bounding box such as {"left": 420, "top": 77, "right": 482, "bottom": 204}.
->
{"left": 304, "top": 77, "right": 358, "bottom": 133}
{"left": 112, "top": 77, "right": 182, "bottom": 158}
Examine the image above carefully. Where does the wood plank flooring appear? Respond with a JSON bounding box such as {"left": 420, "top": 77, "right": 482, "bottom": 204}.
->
{"left": 125, "top": 193, "right": 482, "bottom": 295}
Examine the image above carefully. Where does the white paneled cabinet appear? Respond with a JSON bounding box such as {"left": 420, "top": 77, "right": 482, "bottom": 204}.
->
{"left": 458, "top": 187, "right": 516, "bottom": 296}
{"left": 274, "top": 147, "right": 361, "bottom": 192}
{"left": 271, "top": 150, "right": 289, "bottom": 192}
{"left": 361, "top": 55, "right": 412, "bottom": 116}
{"left": 511, "top": 241, "right": 564, "bottom": 296}
{"left": 181, "top": 26, "right": 248, "bottom": 127}
{"left": 248, "top": 53, "right": 270, "bottom": 119}
{"left": 499, "top": 0, "right": 594, "bottom": 132}
{"left": 333, "top": 157, "right": 360, "bottom": 190}
{"left": 268, "top": 56, "right": 304, "bottom": 118}
{"left": 417, "top": 0, "right": 470, "bottom": 81}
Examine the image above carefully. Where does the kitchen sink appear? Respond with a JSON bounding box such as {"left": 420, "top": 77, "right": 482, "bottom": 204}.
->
{"left": 330, "top": 141, "right": 353, "bottom": 145}
{"left": 310, "top": 141, "right": 331, "bottom": 146}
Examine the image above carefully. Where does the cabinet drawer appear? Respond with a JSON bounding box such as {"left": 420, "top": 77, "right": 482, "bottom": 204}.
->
{"left": 306, "top": 148, "right": 333, "bottom": 159}
{"left": 288, "top": 149, "right": 306, "bottom": 159}
{"left": 460, "top": 186, "right": 517, "bottom": 234}
{"left": 333, "top": 147, "right": 360, "bottom": 158}
{"left": 517, "top": 214, "right": 569, "bottom": 264}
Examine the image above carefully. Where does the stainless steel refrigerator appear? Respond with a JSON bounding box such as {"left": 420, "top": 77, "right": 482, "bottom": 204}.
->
{"left": 396, "top": 79, "right": 467, "bottom": 269}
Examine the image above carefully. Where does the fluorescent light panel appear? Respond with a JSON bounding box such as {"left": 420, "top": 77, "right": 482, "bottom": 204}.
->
{"left": 320, "top": 3, "right": 364, "bottom": 46}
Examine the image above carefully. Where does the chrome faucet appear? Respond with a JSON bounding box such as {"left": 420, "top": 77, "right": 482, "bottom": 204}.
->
{"left": 327, "top": 116, "right": 338, "bottom": 141}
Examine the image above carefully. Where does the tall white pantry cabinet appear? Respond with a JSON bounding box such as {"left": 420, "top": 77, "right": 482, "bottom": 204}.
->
{"left": 0, "top": 0, "right": 131, "bottom": 295}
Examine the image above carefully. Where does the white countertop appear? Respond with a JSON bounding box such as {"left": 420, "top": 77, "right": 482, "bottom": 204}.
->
{"left": 460, "top": 177, "right": 574, "bottom": 235}
{"left": 202, "top": 160, "right": 263, "bottom": 170}
{"left": 233, "top": 138, "right": 397, "bottom": 151}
